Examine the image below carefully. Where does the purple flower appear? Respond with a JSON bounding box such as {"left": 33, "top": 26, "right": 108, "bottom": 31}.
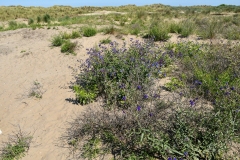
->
{"left": 143, "top": 94, "right": 148, "bottom": 99}
{"left": 230, "top": 87, "right": 235, "bottom": 90}
{"left": 195, "top": 80, "right": 202, "bottom": 85}
{"left": 137, "top": 85, "right": 142, "bottom": 90}
{"left": 149, "top": 113, "right": 153, "bottom": 117}
{"left": 119, "top": 83, "right": 125, "bottom": 89}
{"left": 153, "top": 94, "right": 160, "bottom": 98}
{"left": 225, "top": 92, "right": 230, "bottom": 96}
{"left": 137, "top": 105, "right": 141, "bottom": 111}
{"left": 212, "top": 100, "right": 216, "bottom": 105}
{"left": 184, "top": 151, "right": 188, "bottom": 157}
{"left": 122, "top": 96, "right": 126, "bottom": 101}
{"left": 189, "top": 100, "right": 195, "bottom": 107}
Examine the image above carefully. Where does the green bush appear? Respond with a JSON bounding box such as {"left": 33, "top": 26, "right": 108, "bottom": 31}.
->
{"left": 100, "top": 37, "right": 111, "bottom": 44}
{"left": 8, "top": 21, "right": 17, "bottom": 28}
{"left": 197, "top": 19, "right": 219, "bottom": 39}
{"left": 51, "top": 35, "right": 64, "bottom": 46}
{"left": 60, "top": 32, "right": 71, "bottom": 39}
{"left": 37, "top": 16, "right": 41, "bottom": 23}
{"left": 0, "top": 130, "right": 32, "bottom": 160}
{"left": 67, "top": 38, "right": 239, "bottom": 159}
{"left": 74, "top": 39, "right": 173, "bottom": 107}
{"left": 222, "top": 25, "right": 240, "bottom": 40}
{"left": 7, "top": 21, "right": 27, "bottom": 30}
{"left": 102, "top": 26, "right": 116, "bottom": 35}
{"left": 146, "top": 24, "right": 171, "bottom": 41}
{"left": 179, "top": 20, "right": 195, "bottom": 37}
{"left": 28, "top": 18, "right": 34, "bottom": 25}
{"left": 73, "top": 85, "right": 98, "bottom": 105}
{"left": 71, "top": 30, "right": 81, "bottom": 39}
{"left": 129, "top": 23, "right": 141, "bottom": 35}
{"left": 165, "top": 77, "right": 184, "bottom": 91}
{"left": 61, "top": 40, "right": 77, "bottom": 54}
{"left": 67, "top": 100, "right": 235, "bottom": 159}
{"left": 82, "top": 27, "right": 97, "bottom": 37}
{"left": 43, "top": 14, "right": 50, "bottom": 23}
{"left": 169, "top": 22, "right": 182, "bottom": 34}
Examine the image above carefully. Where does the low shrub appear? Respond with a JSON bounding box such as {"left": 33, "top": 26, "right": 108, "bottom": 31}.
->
{"left": 67, "top": 38, "right": 239, "bottom": 159}
{"left": 172, "top": 41, "right": 240, "bottom": 133}
{"left": 73, "top": 85, "right": 98, "bottom": 105}
{"left": 28, "top": 18, "right": 34, "bottom": 25}
{"left": 82, "top": 27, "right": 97, "bottom": 37}
{"left": 146, "top": 24, "right": 171, "bottom": 41}
{"left": 164, "top": 77, "right": 184, "bottom": 91}
{"left": 100, "top": 37, "right": 111, "bottom": 44}
{"left": 102, "top": 26, "right": 116, "bottom": 35}
{"left": 196, "top": 19, "right": 220, "bottom": 39}
{"left": 222, "top": 25, "right": 240, "bottom": 40}
{"left": 67, "top": 100, "right": 235, "bottom": 159}
{"left": 73, "top": 38, "right": 174, "bottom": 107}
{"left": 37, "top": 16, "right": 41, "bottom": 23}
{"left": 43, "top": 14, "right": 51, "bottom": 23}
{"left": 169, "top": 22, "right": 182, "bottom": 34}
{"left": 51, "top": 34, "right": 64, "bottom": 46}
{"left": 8, "top": 21, "right": 18, "bottom": 29}
{"left": 61, "top": 32, "right": 72, "bottom": 39}
{"left": 0, "top": 129, "right": 32, "bottom": 160}
{"left": 71, "top": 30, "right": 81, "bottom": 39}
{"left": 61, "top": 40, "right": 77, "bottom": 55}
{"left": 7, "top": 21, "right": 27, "bottom": 30}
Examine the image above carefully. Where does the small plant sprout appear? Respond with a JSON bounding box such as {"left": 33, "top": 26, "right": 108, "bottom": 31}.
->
{"left": 28, "top": 80, "right": 43, "bottom": 99}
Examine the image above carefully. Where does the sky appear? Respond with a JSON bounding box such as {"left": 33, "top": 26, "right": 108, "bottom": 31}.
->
{"left": 0, "top": 0, "right": 240, "bottom": 7}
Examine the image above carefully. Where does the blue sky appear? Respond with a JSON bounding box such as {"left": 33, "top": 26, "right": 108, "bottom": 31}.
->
{"left": 1, "top": 0, "right": 240, "bottom": 7}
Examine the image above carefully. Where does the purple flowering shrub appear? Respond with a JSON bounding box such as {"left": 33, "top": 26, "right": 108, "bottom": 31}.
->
{"left": 172, "top": 41, "right": 240, "bottom": 131}
{"left": 67, "top": 38, "right": 240, "bottom": 159}
{"left": 73, "top": 38, "right": 173, "bottom": 107}
{"left": 66, "top": 98, "right": 235, "bottom": 159}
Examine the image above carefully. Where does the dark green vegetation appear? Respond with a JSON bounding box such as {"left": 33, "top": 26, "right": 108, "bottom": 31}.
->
{"left": 1, "top": 4, "right": 240, "bottom": 40}
{"left": 0, "top": 130, "right": 32, "bottom": 160}
{"left": 67, "top": 38, "right": 240, "bottom": 159}
{"left": 51, "top": 31, "right": 81, "bottom": 55}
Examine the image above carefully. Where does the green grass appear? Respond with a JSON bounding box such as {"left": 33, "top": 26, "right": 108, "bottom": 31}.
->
{"left": 82, "top": 26, "right": 97, "bottom": 37}
{"left": 100, "top": 37, "right": 111, "bottom": 44}
{"left": 51, "top": 34, "right": 64, "bottom": 46}
{"left": 145, "top": 22, "right": 171, "bottom": 41}
{"left": 61, "top": 40, "right": 77, "bottom": 55}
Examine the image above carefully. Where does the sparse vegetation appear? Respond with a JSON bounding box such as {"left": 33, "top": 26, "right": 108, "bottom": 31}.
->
{"left": 100, "top": 37, "right": 111, "bottom": 44}
{"left": 0, "top": 129, "right": 32, "bottom": 160}
{"left": 28, "top": 81, "right": 43, "bottom": 99}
